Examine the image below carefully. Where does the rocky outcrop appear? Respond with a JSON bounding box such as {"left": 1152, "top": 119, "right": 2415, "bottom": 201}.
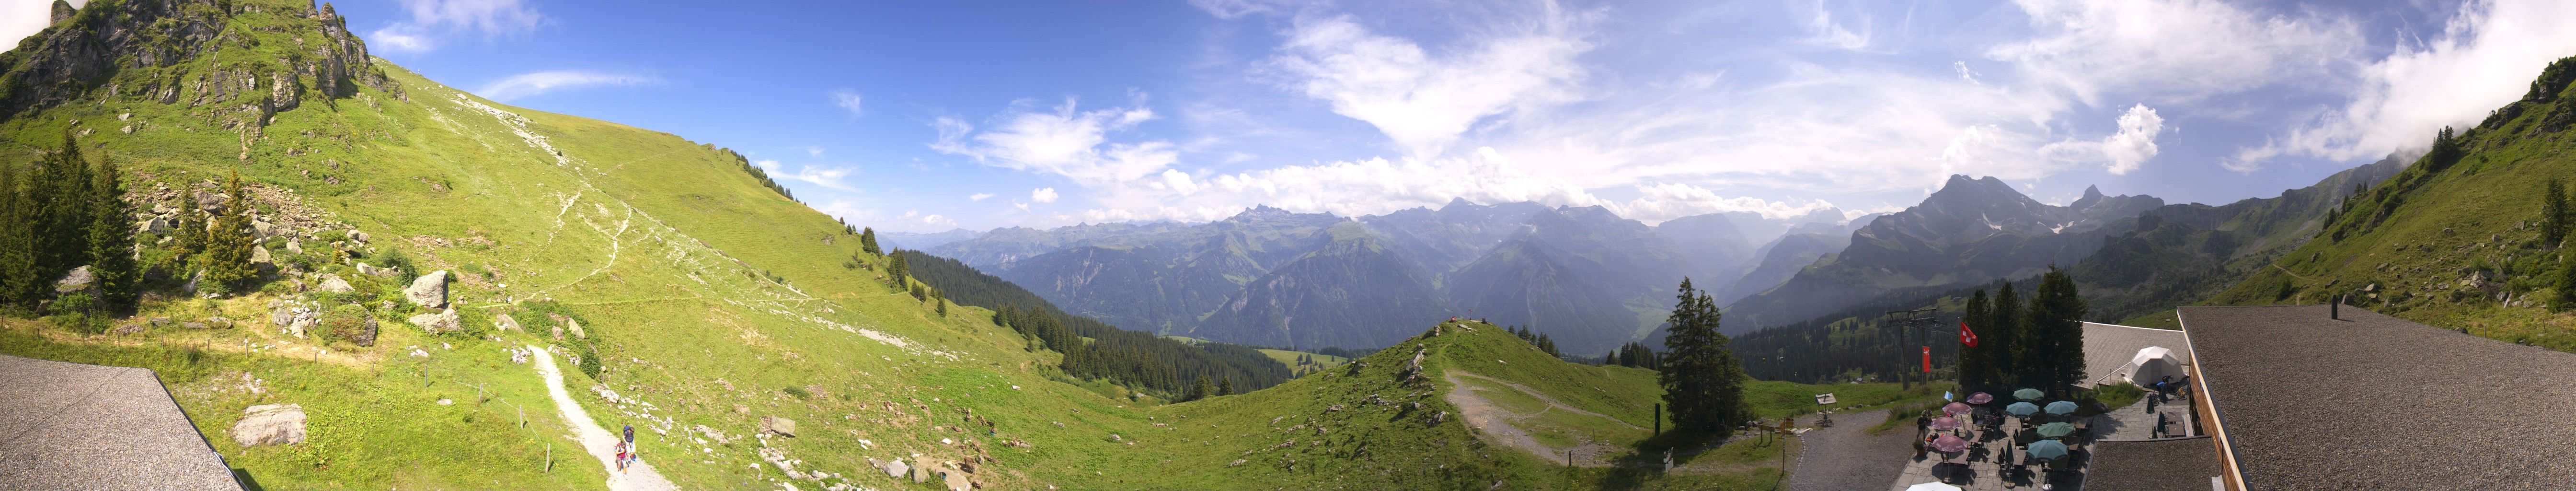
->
{"left": 407, "top": 308, "right": 460, "bottom": 333}
{"left": 316, "top": 274, "right": 354, "bottom": 293}
{"left": 231, "top": 403, "right": 307, "bottom": 447}
{"left": 759, "top": 416, "right": 796, "bottom": 437}
{"left": 0, "top": 0, "right": 399, "bottom": 122}
{"left": 53, "top": 265, "right": 96, "bottom": 294}
{"left": 404, "top": 270, "right": 448, "bottom": 308}
{"left": 494, "top": 313, "right": 521, "bottom": 332}
{"left": 565, "top": 318, "right": 586, "bottom": 339}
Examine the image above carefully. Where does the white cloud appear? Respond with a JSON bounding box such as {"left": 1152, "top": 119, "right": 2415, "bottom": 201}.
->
{"left": 1616, "top": 182, "right": 1843, "bottom": 223}
{"left": 1264, "top": 3, "right": 1597, "bottom": 160}
{"left": 968, "top": 193, "right": 995, "bottom": 201}
{"left": 932, "top": 98, "right": 1175, "bottom": 187}
{"left": 2228, "top": 0, "right": 2576, "bottom": 172}
{"left": 829, "top": 90, "right": 865, "bottom": 118}
{"left": 1804, "top": 0, "right": 1874, "bottom": 51}
{"left": 751, "top": 159, "right": 857, "bottom": 191}
{"left": 475, "top": 71, "right": 659, "bottom": 101}
{"left": 1030, "top": 187, "right": 1060, "bottom": 203}
{"left": 368, "top": 0, "right": 545, "bottom": 53}
{"left": 1988, "top": 0, "right": 2363, "bottom": 105}
{"left": 805, "top": 146, "right": 826, "bottom": 158}
{"left": 2036, "top": 104, "right": 2164, "bottom": 175}
{"left": 922, "top": 214, "right": 952, "bottom": 226}
{"left": 1187, "top": 0, "right": 1311, "bottom": 19}
{"left": 1156, "top": 169, "right": 1202, "bottom": 195}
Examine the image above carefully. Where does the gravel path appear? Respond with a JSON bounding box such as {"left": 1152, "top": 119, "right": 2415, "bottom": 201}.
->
{"left": 531, "top": 346, "right": 677, "bottom": 491}
{"left": 1788, "top": 409, "right": 1916, "bottom": 491}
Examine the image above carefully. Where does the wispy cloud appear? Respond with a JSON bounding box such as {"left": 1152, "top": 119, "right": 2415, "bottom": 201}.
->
{"left": 2037, "top": 104, "right": 2165, "bottom": 175}
{"left": 2228, "top": 0, "right": 2576, "bottom": 172}
{"left": 829, "top": 89, "right": 865, "bottom": 118}
{"left": 968, "top": 193, "right": 995, "bottom": 201}
{"left": 475, "top": 71, "right": 659, "bottom": 101}
{"left": 1030, "top": 187, "right": 1060, "bottom": 203}
{"left": 368, "top": 0, "right": 545, "bottom": 53}
{"left": 1262, "top": 2, "right": 1598, "bottom": 160}
{"left": 753, "top": 159, "right": 858, "bottom": 191}
{"left": 932, "top": 97, "right": 1174, "bottom": 187}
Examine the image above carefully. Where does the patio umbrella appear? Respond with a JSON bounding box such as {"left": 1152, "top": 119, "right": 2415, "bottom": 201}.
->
{"left": 2045, "top": 400, "right": 2080, "bottom": 416}
{"left": 1931, "top": 433, "right": 1970, "bottom": 453}
{"left": 2036, "top": 422, "right": 2076, "bottom": 439}
{"left": 1966, "top": 392, "right": 1994, "bottom": 404}
{"left": 2014, "top": 388, "right": 2045, "bottom": 400}
{"left": 1931, "top": 416, "right": 1963, "bottom": 431}
{"left": 2026, "top": 439, "right": 2070, "bottom": 460}
{"left": 1904, "top": 483, "right": 1963, "bottom": 491}
{"left": 2005, "top": 401, "right": 2040, "bottom": 417}
{"left": 1943, "top": 402, "right": 1973, "bottom": 415}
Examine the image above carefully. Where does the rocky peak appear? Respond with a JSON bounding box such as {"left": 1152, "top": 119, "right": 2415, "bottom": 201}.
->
{"left": 1228, "top": 204, "right": 1293, "bottom": 222}
{"left": 2070, "top": 185, "right": 2107, "bottom": 210}
{"left": 0, "top": 0, "right": 399, "bottom": 122}
{"left": 51, "top": 0, "right": 75, "bottom": 24}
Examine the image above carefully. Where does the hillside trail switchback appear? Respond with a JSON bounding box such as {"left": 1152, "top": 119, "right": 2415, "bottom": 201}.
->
{"left": 530, "top": 345, "right": 678, "bottom": 491}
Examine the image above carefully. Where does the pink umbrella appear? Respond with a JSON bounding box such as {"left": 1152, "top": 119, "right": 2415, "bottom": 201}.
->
{"left": 1943, "top": 402, "right": 1973, "bottom": 415}
{"left": 1966, "top": 392, "right": 1994, "bottom": 404}
{"left": 1931, "top": 433, "right": 1970, "bottom": 453}
{"left": 1931, "top": 416, "right": 1963, "bottom": 431}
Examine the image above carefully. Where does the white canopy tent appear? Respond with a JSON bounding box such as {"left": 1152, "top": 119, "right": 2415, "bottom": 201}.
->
{"left": 2112, "top": 346, "right": 2185, "bottom": 386}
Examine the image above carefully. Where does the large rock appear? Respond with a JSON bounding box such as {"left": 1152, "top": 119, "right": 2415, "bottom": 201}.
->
{"left": 284, "top": 240, "right": 303, "bottom": 255}
{"left": 759, "top": 416, "right": 797, "bottom": 437}
{"left": 53, "top": 265, "right": 97, "bottom": 294}
{"left": 231, "top": 404, "right": 307, "bottom": 447}
{"left": 343, "top": 314, "right": 379, "bottom": 347}
{"left": 356, "top": 262, "right": 401, "bottom": 278}
{"left": 317, "top": 274, "right": 355, "bottom": 293}
{"left": 940, "top": 466, "right": 969, "bottom": 491}
{"left": 135, "top": 217, "right": 173, "bottom": 234}
{"left": 250, "top": 246, "right": 275, "bottom": 273}
{"left": 881, "top": 458, "right": 909, "bottom": 478}
{"left": 565, "top": 318, "right": 586, "bottom": 339}
{"left": 404, "top": 270, "right": 448, "bottom": 308}
{"left": 407, "top": 308, "right": 460, "bottom": 333}
{"left": 494, "top": 313, "right": 521, "bottom": 332}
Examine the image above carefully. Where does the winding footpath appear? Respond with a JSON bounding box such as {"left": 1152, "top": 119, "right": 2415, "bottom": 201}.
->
{"left": 530, "top": 345, "right": 678, "bottom": 491}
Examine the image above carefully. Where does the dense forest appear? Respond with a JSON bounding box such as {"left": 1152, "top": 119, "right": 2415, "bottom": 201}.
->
{"left": 898, "top": 251, "right": 1292, "bottom": 397}
{"left": 1727, "top": 282, "right": 1983, "bottom": 384}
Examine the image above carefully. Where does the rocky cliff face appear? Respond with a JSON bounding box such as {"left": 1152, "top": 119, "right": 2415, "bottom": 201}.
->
{"left": 0, "top": 0, "right": 396, "bottom": 127}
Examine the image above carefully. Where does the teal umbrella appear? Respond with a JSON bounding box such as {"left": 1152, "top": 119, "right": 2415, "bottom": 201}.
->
{"left": 2026, "top": 439, "right": 2070, "bottom": 460}
{"left": 2013, "top": 388, "right": 2045, "bottom": 400}
{"left": 2035, "top": 422, "right": 2076, "bottom": 439}
{"left": 2045, "top": 400, "right": 2080, "bottom": 416}
{"left": 2005, "top": 401, "right": 2040, "bottom": 417}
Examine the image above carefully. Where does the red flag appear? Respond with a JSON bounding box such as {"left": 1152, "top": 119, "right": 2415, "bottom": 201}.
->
{"left": 1921, "top": 346, "right": 1932, "bottom": 373}
{"left": 1960, "top": 320, "right": 1979, "bottom": 348}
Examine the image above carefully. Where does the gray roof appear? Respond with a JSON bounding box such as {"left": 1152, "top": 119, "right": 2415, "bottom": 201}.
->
{"left": 2084, "top": 436, "right": 2220, "bottom": 491}
{"left": 2079, "top": 321, "right": 2193, "bottom": 387}
{"left": 2180, "top": 305, "right": 2576, "bottom": 490}
{"left": 0, "top": 354, "right": 242, "bottom": 491}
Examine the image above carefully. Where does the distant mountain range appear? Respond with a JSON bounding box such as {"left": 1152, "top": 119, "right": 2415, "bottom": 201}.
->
{"left": 928, "top": 199, "right": 1835, "bottom": 353}
{"left": 1720, "top": 176, "right": 2166, "bottom": 332}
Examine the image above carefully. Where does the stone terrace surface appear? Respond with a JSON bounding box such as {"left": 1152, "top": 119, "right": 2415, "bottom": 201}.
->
{"left": 2083, "top": 436, "right": 2218, "bottom": 491}
{"left": 0, "top": 354, "right": 241, "bottom": 491}
{"left": 2078, "top": 321, "right": 2193, "bottom": 387}
{"left": 2180, "top": 305, "right": 2576, "bottom": 490}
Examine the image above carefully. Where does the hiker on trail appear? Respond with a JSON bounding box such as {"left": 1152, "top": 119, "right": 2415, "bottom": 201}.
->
{"left": 614, "top": 440, "right": 629, "bottom": 472}
{"left": 622, "top": 424, "right": 638, "bottom": 468}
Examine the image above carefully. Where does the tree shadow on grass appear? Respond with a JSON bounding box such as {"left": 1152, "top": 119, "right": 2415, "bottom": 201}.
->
{"left": 230, "top": 467, "right": 265, "bottom": 491}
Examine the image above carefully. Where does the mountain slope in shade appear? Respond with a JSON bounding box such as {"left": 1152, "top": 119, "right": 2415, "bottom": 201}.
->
{"left": 878, "top": 228, "right": 982, "bottom": 250}
{"left": 1725, "top": 175, "right": 2163, "bottom": 331}
{"left": 1655, "top": 213, "right": 1757, "bottom": 279}
{"left": 1189, "top": 224, "right": 1450, "bottom": 349}
{"left": 2076, "top": 153, "right": 2408, "bottom": 324}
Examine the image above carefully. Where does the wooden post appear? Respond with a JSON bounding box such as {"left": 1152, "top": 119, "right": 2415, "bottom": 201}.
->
{"left": 1653, "top": 404, "right": 1662, "bottom": 436}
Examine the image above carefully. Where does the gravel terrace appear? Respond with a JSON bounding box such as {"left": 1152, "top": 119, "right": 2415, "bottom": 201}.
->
{"left": 1787, "top": 409, "right": 1913, "bottom": 491}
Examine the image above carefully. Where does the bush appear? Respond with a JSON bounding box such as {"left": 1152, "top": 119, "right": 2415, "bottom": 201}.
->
{"left": 45, "top": 293, "right": 108, "bottom": 333}
{"left": 319, "top": 304, "right": 377, "bottom": 346}
{"left": 782, "top": 386, "right": 811, "bottom": 399}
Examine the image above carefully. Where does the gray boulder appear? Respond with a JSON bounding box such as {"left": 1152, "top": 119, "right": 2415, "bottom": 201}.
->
{"left": 250, "top": 246, "right": 275, "bottom": 273}
{"left": 53, "top": 265, "right": 97, "bottom": 294}
{"left": 881, "top": 458, "right": 909, "bottom": 478}
{"left": 231, "top": 404, "right": 307, "bottom": 447}
{"left": 565, "top": 318, "right": 586, "bottom": 339}
{"left": 317, "top": 274, "right": 355, "bottom": 293}
{"left": 941, "top": 467, "right": 969, "bottom": 491}
{"left": 284, "top": 240, "right": 303, "bottom": 255}
{"left": 407, "top": 308, "right": 460, "bottom": 333}
{"left": 135, "top": 217, "right": 173, "bottom": 234}
{"left": 759, "top": 416, "right": 797, "bottom": 437}
{"left": 494, "top": 313, "right": 522, "bottom": 332}
{"left": 404, "top": 270, "right": 448, "bottom": 308}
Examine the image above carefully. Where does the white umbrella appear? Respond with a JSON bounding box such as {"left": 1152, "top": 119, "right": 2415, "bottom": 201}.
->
{"left": 1904, "top": 483, "right": 1963, "bottom": 491}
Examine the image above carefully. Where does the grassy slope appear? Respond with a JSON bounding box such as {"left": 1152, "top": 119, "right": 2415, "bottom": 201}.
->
{"left": 2199, "top": 59, "right": 2576, "bottom": 353}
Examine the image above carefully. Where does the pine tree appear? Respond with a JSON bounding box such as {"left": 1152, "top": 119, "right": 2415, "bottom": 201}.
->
{"left": 196, "top": 171, "right": 257, "bottom": 294}
{"left": 0, "top": 160, "right": 36, "bottom": 314}
{"left": 1188, "top": 376, "right": 1215, "bottom": 402}
{"left": 32, "top": 133, "right": 92, "bottom": 284}
{"left": 886, "top": 249, "right": 909, "bottom": 288}
{"left": 1956, "top": 289, "right": 1997, "bottom": 394}
{"left": 934, "top": 292, "right": 949, "bottom": 316}
{"left": 2556, "top": 257, "right": 2576, "bottom": 312}
{"left": 83, "top": 155, "right": 137, "bottom": 312}
{"left": 2548, "top": 177, "right": 2569, "bottom": 249}
{"left": 1659, "top": 278, "right": 1747, "bottom": 438}
{"left": 1219, "top": 376, "right": 1236, "bottom": 396}
{"left": 2024, "top": 267, "right": 2089, "bottom": 397}
{"left": 860, "top": 227, "right": 881, "bottom": 255}
{"left": 1989, "top": 281, "right": 2026, "bottom": 389}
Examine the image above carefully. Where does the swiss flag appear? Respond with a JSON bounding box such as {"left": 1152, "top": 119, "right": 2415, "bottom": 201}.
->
{"left": 1960, "top": 320, "right": 1979, "bottom": 348}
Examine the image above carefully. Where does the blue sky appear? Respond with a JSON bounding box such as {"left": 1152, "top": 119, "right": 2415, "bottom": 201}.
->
{"left": 11, "top": 0, "right": 2576, "bottom": 233}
